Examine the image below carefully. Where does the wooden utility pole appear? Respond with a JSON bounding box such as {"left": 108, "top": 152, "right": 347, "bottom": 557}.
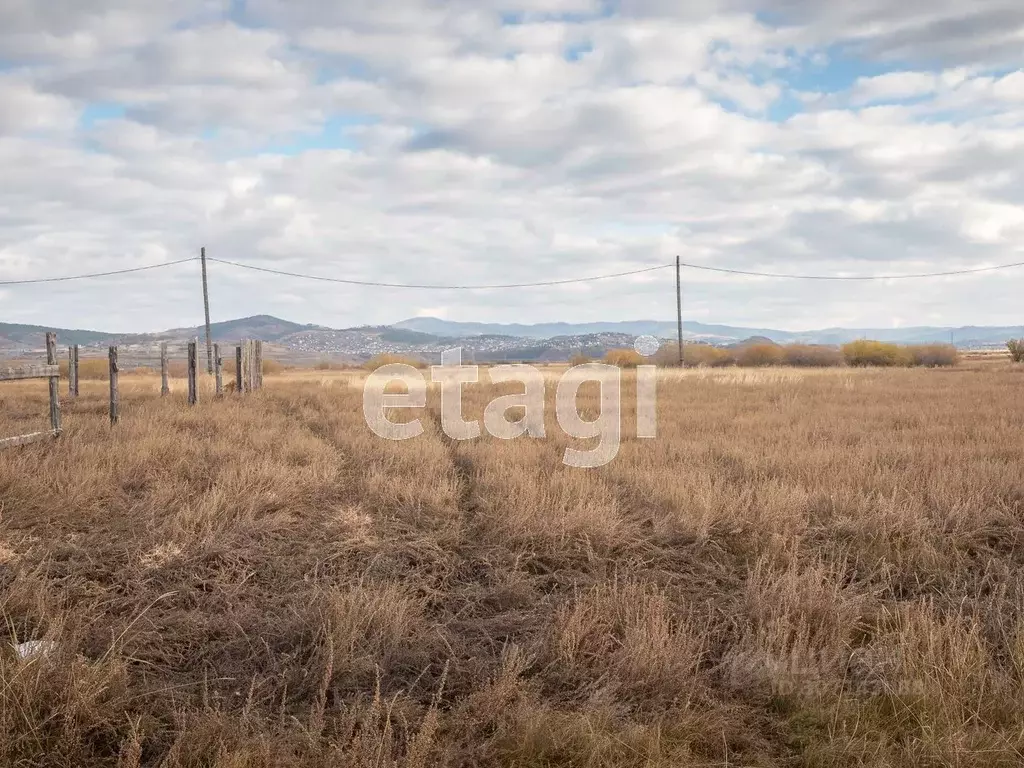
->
{"left": 46, "top": 333, "right": 61, "bottom": 434}
{"left": 676, "top": 255, "right": 684, "bottom": 367}
{"left": 109, "top": 346, "right": 119, "bottom": 425}
{"left": 201, "top": 246, "right": 213, "bottom": 375}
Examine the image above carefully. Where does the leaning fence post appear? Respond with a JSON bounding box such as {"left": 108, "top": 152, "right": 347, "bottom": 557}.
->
{"left": 214, "top": 343, "right": 223, "bottom": 396}
{"left": 109, "top": 346, "right": 119, "bottom": 425}
{"left": 46, "top": 333, "right": 61, "bottom": 435}
{"left": 68, "top": 345, "right": 79, "bottom": 398}
{"left": 187, "top": 341, "right": 198, "bottom": 406}
{"left": 160, "top": 342, "right": 169, "bottom": 396}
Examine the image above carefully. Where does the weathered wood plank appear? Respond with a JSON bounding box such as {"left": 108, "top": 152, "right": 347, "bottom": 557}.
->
{"left": 0, "top": 431, "right": 57, "bottom": 450}
{"left": 235, "top": 346, "right": 243, "bottom": 393}
{"left": 46, "top": 333, "right": 61, "bottom": 434}
{"left": 0, "top": 364, "right": 59, "bottom": 382}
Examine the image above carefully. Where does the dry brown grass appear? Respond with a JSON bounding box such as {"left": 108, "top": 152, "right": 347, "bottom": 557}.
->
{"left": 1, "top": 364, "right": 1024, "bottom": 766}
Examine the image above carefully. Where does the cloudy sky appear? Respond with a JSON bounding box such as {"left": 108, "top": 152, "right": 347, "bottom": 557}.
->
{"left": 2, "top": 0, "right": 1024, "bottom": 333}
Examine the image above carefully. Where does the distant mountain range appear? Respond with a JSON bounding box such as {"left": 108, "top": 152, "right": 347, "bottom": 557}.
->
{"left": 1, "top": 315, "right": 1021, "bottom": 362}
{"left": 394, "top": 317, "right": 1023, "bottom": 347}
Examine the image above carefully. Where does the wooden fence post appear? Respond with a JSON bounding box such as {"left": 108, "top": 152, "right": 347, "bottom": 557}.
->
{"left": 241, "top": 340, "right": 251, "bottom": 394}
{"left": 160, "top": 342, "right": 169, "bottom": 396}
{"left": 187, "top": 341, "right": 198, "bottom": 406}
{"left": 109, "top": 346, "right": 119, "bottom": 425}
{"left": 214, "top": 343, "right": 223, "bottom": 396}
{"left": 255, "top": 340, "right": 264, "bottom": 390}
{"left": 68, "top": 345, "right": 79, "bottom": 398}
{"left": 46, "top": 333, "right": 61, "bottom": 435}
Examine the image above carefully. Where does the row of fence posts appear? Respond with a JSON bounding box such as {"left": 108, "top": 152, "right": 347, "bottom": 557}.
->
{"left": 64, "top": 339, "right": 264, "bottom": 425}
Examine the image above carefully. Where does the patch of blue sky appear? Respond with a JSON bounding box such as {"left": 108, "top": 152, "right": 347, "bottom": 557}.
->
{"left": 500, "top": 1, "right": 615, "bottom": 26}
{"left": 565, "top": 41, "right": 594, "bottom": 62}
{"left": 256, "top": 114, "right": 377, "bottom": 155}
{"left": 314, "top": 57, "right": 372, "bottom": 83}
{"left": 783, "top": 45, "right": 924, "bottom": 94}
{"left": 79, "top": 103, "right": 127, "bottom": 129}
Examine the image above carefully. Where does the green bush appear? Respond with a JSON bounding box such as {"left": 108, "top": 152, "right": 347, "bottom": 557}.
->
{"left": 842, "top": 340, "right": 913, "bottom": 367}
{"left": 1008, "top": 339, "right": 1024, "bottom": 363}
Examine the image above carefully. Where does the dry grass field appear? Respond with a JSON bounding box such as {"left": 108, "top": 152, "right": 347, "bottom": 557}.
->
{"left": 2, "top": 363, "right": 1024, "bottom": 766}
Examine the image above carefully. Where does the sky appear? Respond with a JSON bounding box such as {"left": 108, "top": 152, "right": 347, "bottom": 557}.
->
{"left": 2, "top": 0, "right": 1024, "bottom": 333}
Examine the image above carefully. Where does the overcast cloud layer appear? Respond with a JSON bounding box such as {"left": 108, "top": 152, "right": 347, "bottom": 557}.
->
{"left": 2, "top": 0, "right": 1024, "bottom": 332}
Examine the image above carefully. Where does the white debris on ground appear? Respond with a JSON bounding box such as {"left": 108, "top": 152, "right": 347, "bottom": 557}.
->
{"left": 13, "top": 640, "right": 58, "bottom": 659}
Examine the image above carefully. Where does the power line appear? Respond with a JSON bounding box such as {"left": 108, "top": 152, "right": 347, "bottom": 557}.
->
{"left": 677, "top": 259, "right": 1024, "bottom": 280}
{"left": 3, "top": 253, "right": 1023, "bottom": 288}
{"left": 206, "top": 256, "right": 674, "bottom": 289}
{"left": 0, "top": 257, "right": 197, "bottom": 286}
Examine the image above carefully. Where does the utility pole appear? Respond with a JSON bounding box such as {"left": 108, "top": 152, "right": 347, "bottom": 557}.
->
{"left": 676, "top": 255, "right": 684, "bottom": 367}
{"left": 201, "top": 246, "right": 213, "bottom": 375}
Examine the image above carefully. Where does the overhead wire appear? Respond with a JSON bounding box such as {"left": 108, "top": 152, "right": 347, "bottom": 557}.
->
{"left": 0, "top": 257, "right": 197, "bottom": 286}
{"left": 3, "top": 254, "right": 1024, "bottom": 288}
{"left": 676, "top": 259, "right": 1024, "bottom": 280}
{"left": 205, "top": 257, "right": 673, "bottom": 288}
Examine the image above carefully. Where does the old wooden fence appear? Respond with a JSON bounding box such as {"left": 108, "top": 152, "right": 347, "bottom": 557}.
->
{"left": 0, "top": 332, "right": 62, "bottom": 449}
{"left": 1, "top": 336, "right": 264, "bottom": 446}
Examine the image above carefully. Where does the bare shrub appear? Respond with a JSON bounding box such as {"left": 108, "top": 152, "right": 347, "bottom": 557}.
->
{"left": 782, "top": 344, "right": 844, "bottom": 367}
{"left": 654, "top": 343, "right": 732, "bottom": 367}
{"left": 568, "top": 354, "right": 592, "bottom": 367}
{"left": 603, "top": 348, "right": 645, "bottom": 368}
{"left": 842, "top": 340, "right": 914, "bottom": 367}
{"left": 907, "top": 343, "right": 959, "bottom": 367}
{"left": 1008, "top": 339, "right": 1024, "bottom": 363}
{"left": 735, "top": 343, "right": 785, "bottom": 367}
